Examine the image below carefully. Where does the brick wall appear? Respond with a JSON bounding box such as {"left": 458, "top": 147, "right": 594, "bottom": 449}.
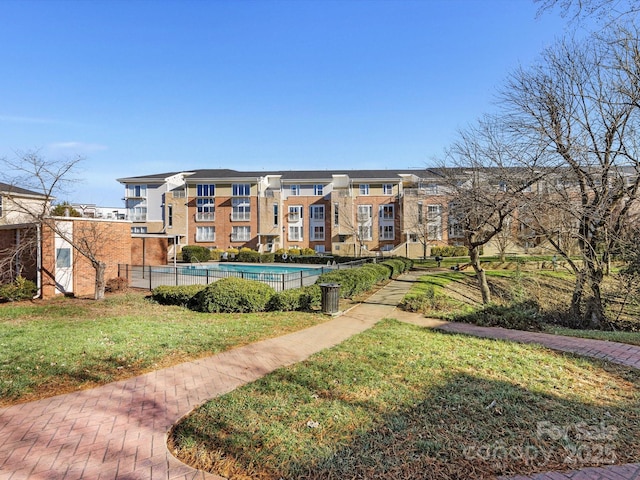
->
{"left": 41, "top": 219, "right": 133, "bottom": 299}
{"left": 131, "top": 237, "right": 168, "bottom": 265}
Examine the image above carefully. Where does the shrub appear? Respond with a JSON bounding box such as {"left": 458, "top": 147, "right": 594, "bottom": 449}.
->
{"left": 260, "top": 253, "right": 275, "bottom": 263}
{"left": 181, "top": 246, "right": 211, "bottom": 263}
{"left": 301, "top": 248, "right": 315, "bottom": 255}
{"left": 152, "top": 285, "right": 206, "bottom": 307}
{"left": 0, "top": 276, "right": 37, "bottom": 302}
{"left": 300, "top": 284, "right": 321, "bottom": 309}
{"left": 237, "top": 249, "right": 260, "bottom": 263}
{"left": 193, "top": 277, "right": 275, "bottom": 313}
{"left": 105, "top": 277, "right": 128, "bottom": 293}
{"left": 456, "top": 301, "right": 544, "bottom": 331}
{"left": 268, "top": 284, "right": 322, "bottom": 311}
{"left": 431, "top": 246, "right": 470, "bottom": 258}
{"left": 316, "top": 265, "right": 387, "bottom": 298}
{"left": 210, "top": 249, "right": 224, "bottom": 261}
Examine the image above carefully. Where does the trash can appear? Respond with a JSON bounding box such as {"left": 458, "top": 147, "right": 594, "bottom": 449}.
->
{"left": 319, "top": 283, "right": 340, "bottom": 315}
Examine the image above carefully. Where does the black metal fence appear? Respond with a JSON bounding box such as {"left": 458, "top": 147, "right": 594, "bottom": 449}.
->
{"left": 118, "top": 259, "right": 372, "bottom": 292}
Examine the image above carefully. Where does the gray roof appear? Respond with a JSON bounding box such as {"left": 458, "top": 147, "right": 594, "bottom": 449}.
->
{"left": 0, "top": 182, "right": 48, "bottom": 198}
{"left": 117, "top": 168, "right": 435, "bottom": 183}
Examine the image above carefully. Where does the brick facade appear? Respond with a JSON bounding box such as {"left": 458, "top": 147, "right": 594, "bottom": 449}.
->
{"left": 40, "top": 219, "right": 132, "bottom": 299}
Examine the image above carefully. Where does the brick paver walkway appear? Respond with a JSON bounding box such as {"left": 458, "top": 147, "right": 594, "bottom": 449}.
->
{"left": 0, "top": 277, "right": 412, "bottom": 480}
{"left": 2, "top": 272, "right": 640, "bottom": 479}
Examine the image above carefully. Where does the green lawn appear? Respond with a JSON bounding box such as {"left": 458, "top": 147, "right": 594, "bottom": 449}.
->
{"left": 171, "top": 319, "right": 640, "bottom": 479}
{"left": 0, "top": 292, "right": 327, "bottom": 405}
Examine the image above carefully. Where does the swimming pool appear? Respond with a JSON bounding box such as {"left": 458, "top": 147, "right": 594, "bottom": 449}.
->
{"left": 181, "top": 263, "right": 323, "bottom": 275}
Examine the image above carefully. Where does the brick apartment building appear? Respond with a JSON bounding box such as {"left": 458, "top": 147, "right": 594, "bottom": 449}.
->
{"left": 117, "top": 169, "right": 456, "bottom": 258}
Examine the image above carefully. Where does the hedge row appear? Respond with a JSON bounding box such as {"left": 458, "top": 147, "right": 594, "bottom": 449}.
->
{"left": 430, "top": 246, "right": 469, "bottom": 257}
{"left": 151, "top": 257, "right": 412, "bottom": 312}
{"left": 151, "top": 279, "right": 321, "bottom": 312}
{"left": 316, "top": 258, "right": 413, "bottom": 299}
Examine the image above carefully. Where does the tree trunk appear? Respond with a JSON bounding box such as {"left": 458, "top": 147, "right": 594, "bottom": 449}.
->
{"left": 94, "top": 261, "right": 106, "bottom": 300}
{"left": 469, "top": 246, "right": 491, "bottom": 304}
{"left": 570, "top": 271, "right": 586, "bottom": 324}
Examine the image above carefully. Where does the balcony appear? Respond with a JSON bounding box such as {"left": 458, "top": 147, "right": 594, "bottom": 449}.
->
{"left": 196, "top": 212, "right": 215, "bottom": 222}
{"left": 129, "top": 215, "right": 147, "bottom": 222}
{"left": 231, "top": 213, "right": 251, "bottom": 222}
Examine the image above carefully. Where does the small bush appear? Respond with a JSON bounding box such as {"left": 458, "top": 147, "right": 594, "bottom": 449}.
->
{"left": 431, "top": 246, "right": 468, "bottom": 258}
{"left": 237, "top": 250, "right": 260, "bottom": 263}
{"left": 182, "top": 246, "right": 211, "bottom": 263}
{"left": 105, "top": 277, "right": 129, "bottom": 293}
{"left": 194, "top": 277, "right": 275, "bottom": 313}
{"left": 301, "top": 248, "right": 315, "bottom": 255}
{"left": 0, "top": 276, "right": 37, "bottom": 302}
{"left": 152, "top": 285, "right": 206, "bottom": 307}
{"left": 210, "top": 249, "right": 224, "bottom": 261}
{"left": 260, "top": 253, "right": 275, "bottom": 263}
{"left": 456, "top": 300, "right": 544, "bottom": 331}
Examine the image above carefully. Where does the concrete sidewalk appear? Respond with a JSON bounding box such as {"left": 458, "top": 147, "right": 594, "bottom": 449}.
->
{"left": 0, "top": 276, "right": 412, "bottom": 480}
{"left": 1, "top": 271, "right": 639, "bottom": 480}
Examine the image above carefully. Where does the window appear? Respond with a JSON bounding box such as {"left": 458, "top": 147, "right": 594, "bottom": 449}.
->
{"left": 310, "top": 205, "right": 324, "bottom": 220}
{"left": 428, "top": 205, "right": 443, "bottom": 240}
{"left": 197, "top": 184, "right": 215, "bottom": 197}
{"left": 131, "top": 226, "right": 148, "bottom": 234}
{"left": 449, "top": 222, "right": 464, "bottom": 238}
{"left": 379, "top": 204, "right": 394, "bottom": 220}
{"left": 314, "top": 184, "right": 324, "bottom": 196}
{"left": 273, "top": 203, "right": 279, "bottom": 226}
{"left": 333, "top": 203, "right": 339, "bottom": 226}
{"left": 383, "top": 184, "right": 393, "bottom": 195}
{"left": 196, "top": 199, "right": 215, "bottom": 221}
{"left": 417, "top": 202, "right": 423, "bottom": 224}
{"left": 379, "top": 225, "right": 394, "bottom": 240}
{"left": 167, "top": 204, "right": 173, "bottom": 228}
{"left": 315, "top": 245, "right": 325, "bottom": 253}
{"left": 358, "top": 225, "right": 372, "bottom": 240}
{"left": 289, "top": 225, "right": 303, "bottom": 241}
{"left": 289, "top": 206, "right": 302, "bottom": 222}
{"left": 232, "top": 198, "right": 250, "bottom": 221}
{"left": 231, "top": 226, "right": 251, "bottom": 242}
{"left": 359, "top": 184, "right": 370, "bottom": 195}
{"left": 421, "top": 183, "right": 439, "bottom": 195}
{"left": 232, "top": 184, "right": 250, "bottom": 196}
{"left": 312, "top": 225, "right": 325, "bottom": 241}
{"left": 196, "top": 226, "right": 216, "bottom": 242}
{"left": 56, "top": 248, "right": 71, "bottom": 268}
{"left": 290, "top": 184, "right": 300, "bottom": 196}
{"left": 128, "top": 206, "right": 147, "bottom": 222}
{"left": 357, "top": 205, "right": 372, "bottom": 222}
{"left": 127, "top": 184, "right": 147, "bottom": 198}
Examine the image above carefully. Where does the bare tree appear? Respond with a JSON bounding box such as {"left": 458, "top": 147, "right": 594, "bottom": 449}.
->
{"left": 1, "top": 152, "right": 115, "bottom": 300}
{"left": 502, "top": 29, "right": 640, "bottom": 327}
{"left": 403, "top": 197, "right": 444, "bottom": 259}
{"left": 535, "top": 0, "right": 640, "bottom": 21}
{"left": 439, "top": 117, "right": 547, "bottom": 304}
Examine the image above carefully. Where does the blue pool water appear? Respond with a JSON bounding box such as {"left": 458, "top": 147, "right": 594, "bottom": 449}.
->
{"left": 182, "top": 263, "right": 322, "bottom": 275}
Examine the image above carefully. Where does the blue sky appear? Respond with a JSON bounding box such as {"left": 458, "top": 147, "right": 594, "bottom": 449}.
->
{"left": 0, "top": 0, "right": 571, "bottom": 206}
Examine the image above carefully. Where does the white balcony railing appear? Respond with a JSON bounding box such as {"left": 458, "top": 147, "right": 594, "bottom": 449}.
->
{"left": 196, "top": 212, "right": 215, "bottom": 222}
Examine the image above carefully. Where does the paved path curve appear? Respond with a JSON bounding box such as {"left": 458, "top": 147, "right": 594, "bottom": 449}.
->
{"left": 0, "top": 278, "right": 412, "bottom": 480}
{"left": 1, "top": 272, "right": 640, "bottom": 479}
